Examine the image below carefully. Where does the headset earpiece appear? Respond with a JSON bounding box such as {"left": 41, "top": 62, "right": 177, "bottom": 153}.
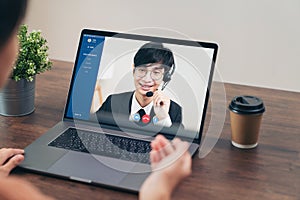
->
{"left": 163, "top": 72, "right": 172, "bottom": 82}
{"left": 162, "top": 64, "right": 175, "bottom": 90}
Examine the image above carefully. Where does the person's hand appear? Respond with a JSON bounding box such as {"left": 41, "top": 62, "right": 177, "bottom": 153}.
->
{"left": 153, "top": 91, "right": 171, "bottom": 120}
{"left": 150, "top": 135, "right": 192, "bottom": 186}
{"left": 0, "top": 177, "right": 55, "bottom": 200}
{"left": 0, "top": 148, "right": 24, "bottom": 177}
{"left": 139, "top": 135, "right": 192, "bottom": 200}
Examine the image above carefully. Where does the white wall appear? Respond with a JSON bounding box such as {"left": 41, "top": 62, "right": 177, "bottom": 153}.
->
{"left": 24, "top": 0, "right": 300, "bottom": 92}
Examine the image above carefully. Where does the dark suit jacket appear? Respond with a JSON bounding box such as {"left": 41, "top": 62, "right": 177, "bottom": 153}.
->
{"left": 96, "top": 92, "right": 183, "bottom": 129}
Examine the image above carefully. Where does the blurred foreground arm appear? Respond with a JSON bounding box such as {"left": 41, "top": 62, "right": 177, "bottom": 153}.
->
{"left": 0, "top": 177, "right": 54, "bottom": 200}
{"left": 0, "top": 149, "right": 53, "bottom": 199}
{"left": 139, "top": 135, "right": 192, "bottom": 200}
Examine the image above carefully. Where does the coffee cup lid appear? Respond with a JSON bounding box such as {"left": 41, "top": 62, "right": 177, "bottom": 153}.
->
{"left": 229, "top": 95, "right": 265, "bottom": 114}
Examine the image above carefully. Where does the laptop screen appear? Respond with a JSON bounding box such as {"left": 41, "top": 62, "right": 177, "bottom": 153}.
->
{"left": 64, "top": 29, "right": 218, "bottom": 141}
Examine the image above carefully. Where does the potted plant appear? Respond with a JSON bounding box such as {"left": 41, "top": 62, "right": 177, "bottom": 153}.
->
{"left": 0, "top": 24, "right": 52, "bottom": 116}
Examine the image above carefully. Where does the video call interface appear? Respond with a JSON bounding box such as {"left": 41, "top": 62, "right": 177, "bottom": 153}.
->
{"left": 65, "top": 33, "right": 215, "bottom": 139}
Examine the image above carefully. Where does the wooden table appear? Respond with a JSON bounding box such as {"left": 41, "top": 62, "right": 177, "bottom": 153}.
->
{"left": 0, "top": 60, "right": 299, "bottom": 200}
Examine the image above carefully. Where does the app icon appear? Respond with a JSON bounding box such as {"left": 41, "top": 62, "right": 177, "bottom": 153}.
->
{"left": 142, "top": 114, "right": 150, "bottom": 124}
{"left": 152, "top": 116, "right": 159, "bottom": 124}
{"left": 133, "top": 113, "right": 140, "bottom": 122}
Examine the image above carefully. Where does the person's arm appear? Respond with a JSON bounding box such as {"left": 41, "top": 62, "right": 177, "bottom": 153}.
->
{"left": 0, "top": 148, "right": 24, "bottom": 177}
{"left": 139, "top": 135, "right": 192, "bottom": 200}
{"left": 0, "top": 177, "right": 55, "bottom": 200}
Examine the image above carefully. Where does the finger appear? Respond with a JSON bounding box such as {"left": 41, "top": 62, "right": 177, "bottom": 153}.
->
{"left": 151, "top": 135, "right": 166, "bottom": 149}
{"left": 157, "top": 142, "right": 174, "bottom": 158}
{"left": 152, "top": 90, "right": 160, "bottom": 99}
{"left": 149, "top": 150, "right": 158, "bottom": 163}
{"left": 0, "top": 154, "right": 24, "bottom": 176}
{"left": 156, "top": 134, "right": 168, "bottom": 146}
{"left": 150, "top": 140, "right": 157, "bottom": 150}
{"left": 0, "top": 148, "right": 24, "bottom": 164}
{"left": 161, "top": 143, "right": 175, "bottom": 157}
{"left": 150, "top": 150, "right": 161, "bottom": 169}
{"left": 153, "top": 94, "right": 160, "bottom": 107}
{"left": 156, "top": 140, "right": 167, "bottom": 158}
{"left": 152, "top": 91, "right": 158, "bottom": 103}
{"left": 153, "top": 91, "right": 164, "bottom": 107}
{"left": 158, "top": 137, "right": 174, "bottom": 156}
{"left": 152, "top": 135, "right": 175, "bottom": 164}
{"left": 156, "top": 97, "right": 163, "bottom": 107}
{"left": 156, "top": 96, "right": 168, "bottom": 107}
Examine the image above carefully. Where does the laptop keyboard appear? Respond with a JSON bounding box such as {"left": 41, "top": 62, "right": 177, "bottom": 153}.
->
{"left": 48, "top": 128, "right": 151, "bottom": 164}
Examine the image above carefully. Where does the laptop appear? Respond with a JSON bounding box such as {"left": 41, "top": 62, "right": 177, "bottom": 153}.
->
{"left": 20, "top": 29, "right": 218, "bottom": 192}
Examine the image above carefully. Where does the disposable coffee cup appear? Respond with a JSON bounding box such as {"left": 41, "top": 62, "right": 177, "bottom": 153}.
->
{"left": 229, "top": 95, "right": 265, "bottom": 149}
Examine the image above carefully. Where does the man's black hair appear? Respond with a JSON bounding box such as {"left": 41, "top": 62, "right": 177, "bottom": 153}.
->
{"left": 134, "top": 42, "right": 175, "bottom": 71}
{"left": 0, "top": 0, "right": 28, "bottom": 49}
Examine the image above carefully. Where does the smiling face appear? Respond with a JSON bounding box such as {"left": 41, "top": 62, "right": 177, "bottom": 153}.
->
{"left": 133, "top": 63, "right": 165, "bottom": 97}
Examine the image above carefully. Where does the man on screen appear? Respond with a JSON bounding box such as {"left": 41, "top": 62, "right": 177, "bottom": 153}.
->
{"left": 96, "top": 42, "right": 183, "bottom": 129}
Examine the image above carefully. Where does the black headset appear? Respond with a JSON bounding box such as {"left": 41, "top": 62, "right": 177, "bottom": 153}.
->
{"left": 162, "top": 63, "right": 175, "bottom": 90}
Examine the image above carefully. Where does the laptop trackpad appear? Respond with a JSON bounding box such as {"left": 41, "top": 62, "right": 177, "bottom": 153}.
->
{"left": 47, "top": 151, "right": 133, "bottom": 185}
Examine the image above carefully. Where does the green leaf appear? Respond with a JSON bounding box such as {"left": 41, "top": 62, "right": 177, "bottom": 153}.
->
{"left": 12, "top": 24, "right": 53, "bottom": 82}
